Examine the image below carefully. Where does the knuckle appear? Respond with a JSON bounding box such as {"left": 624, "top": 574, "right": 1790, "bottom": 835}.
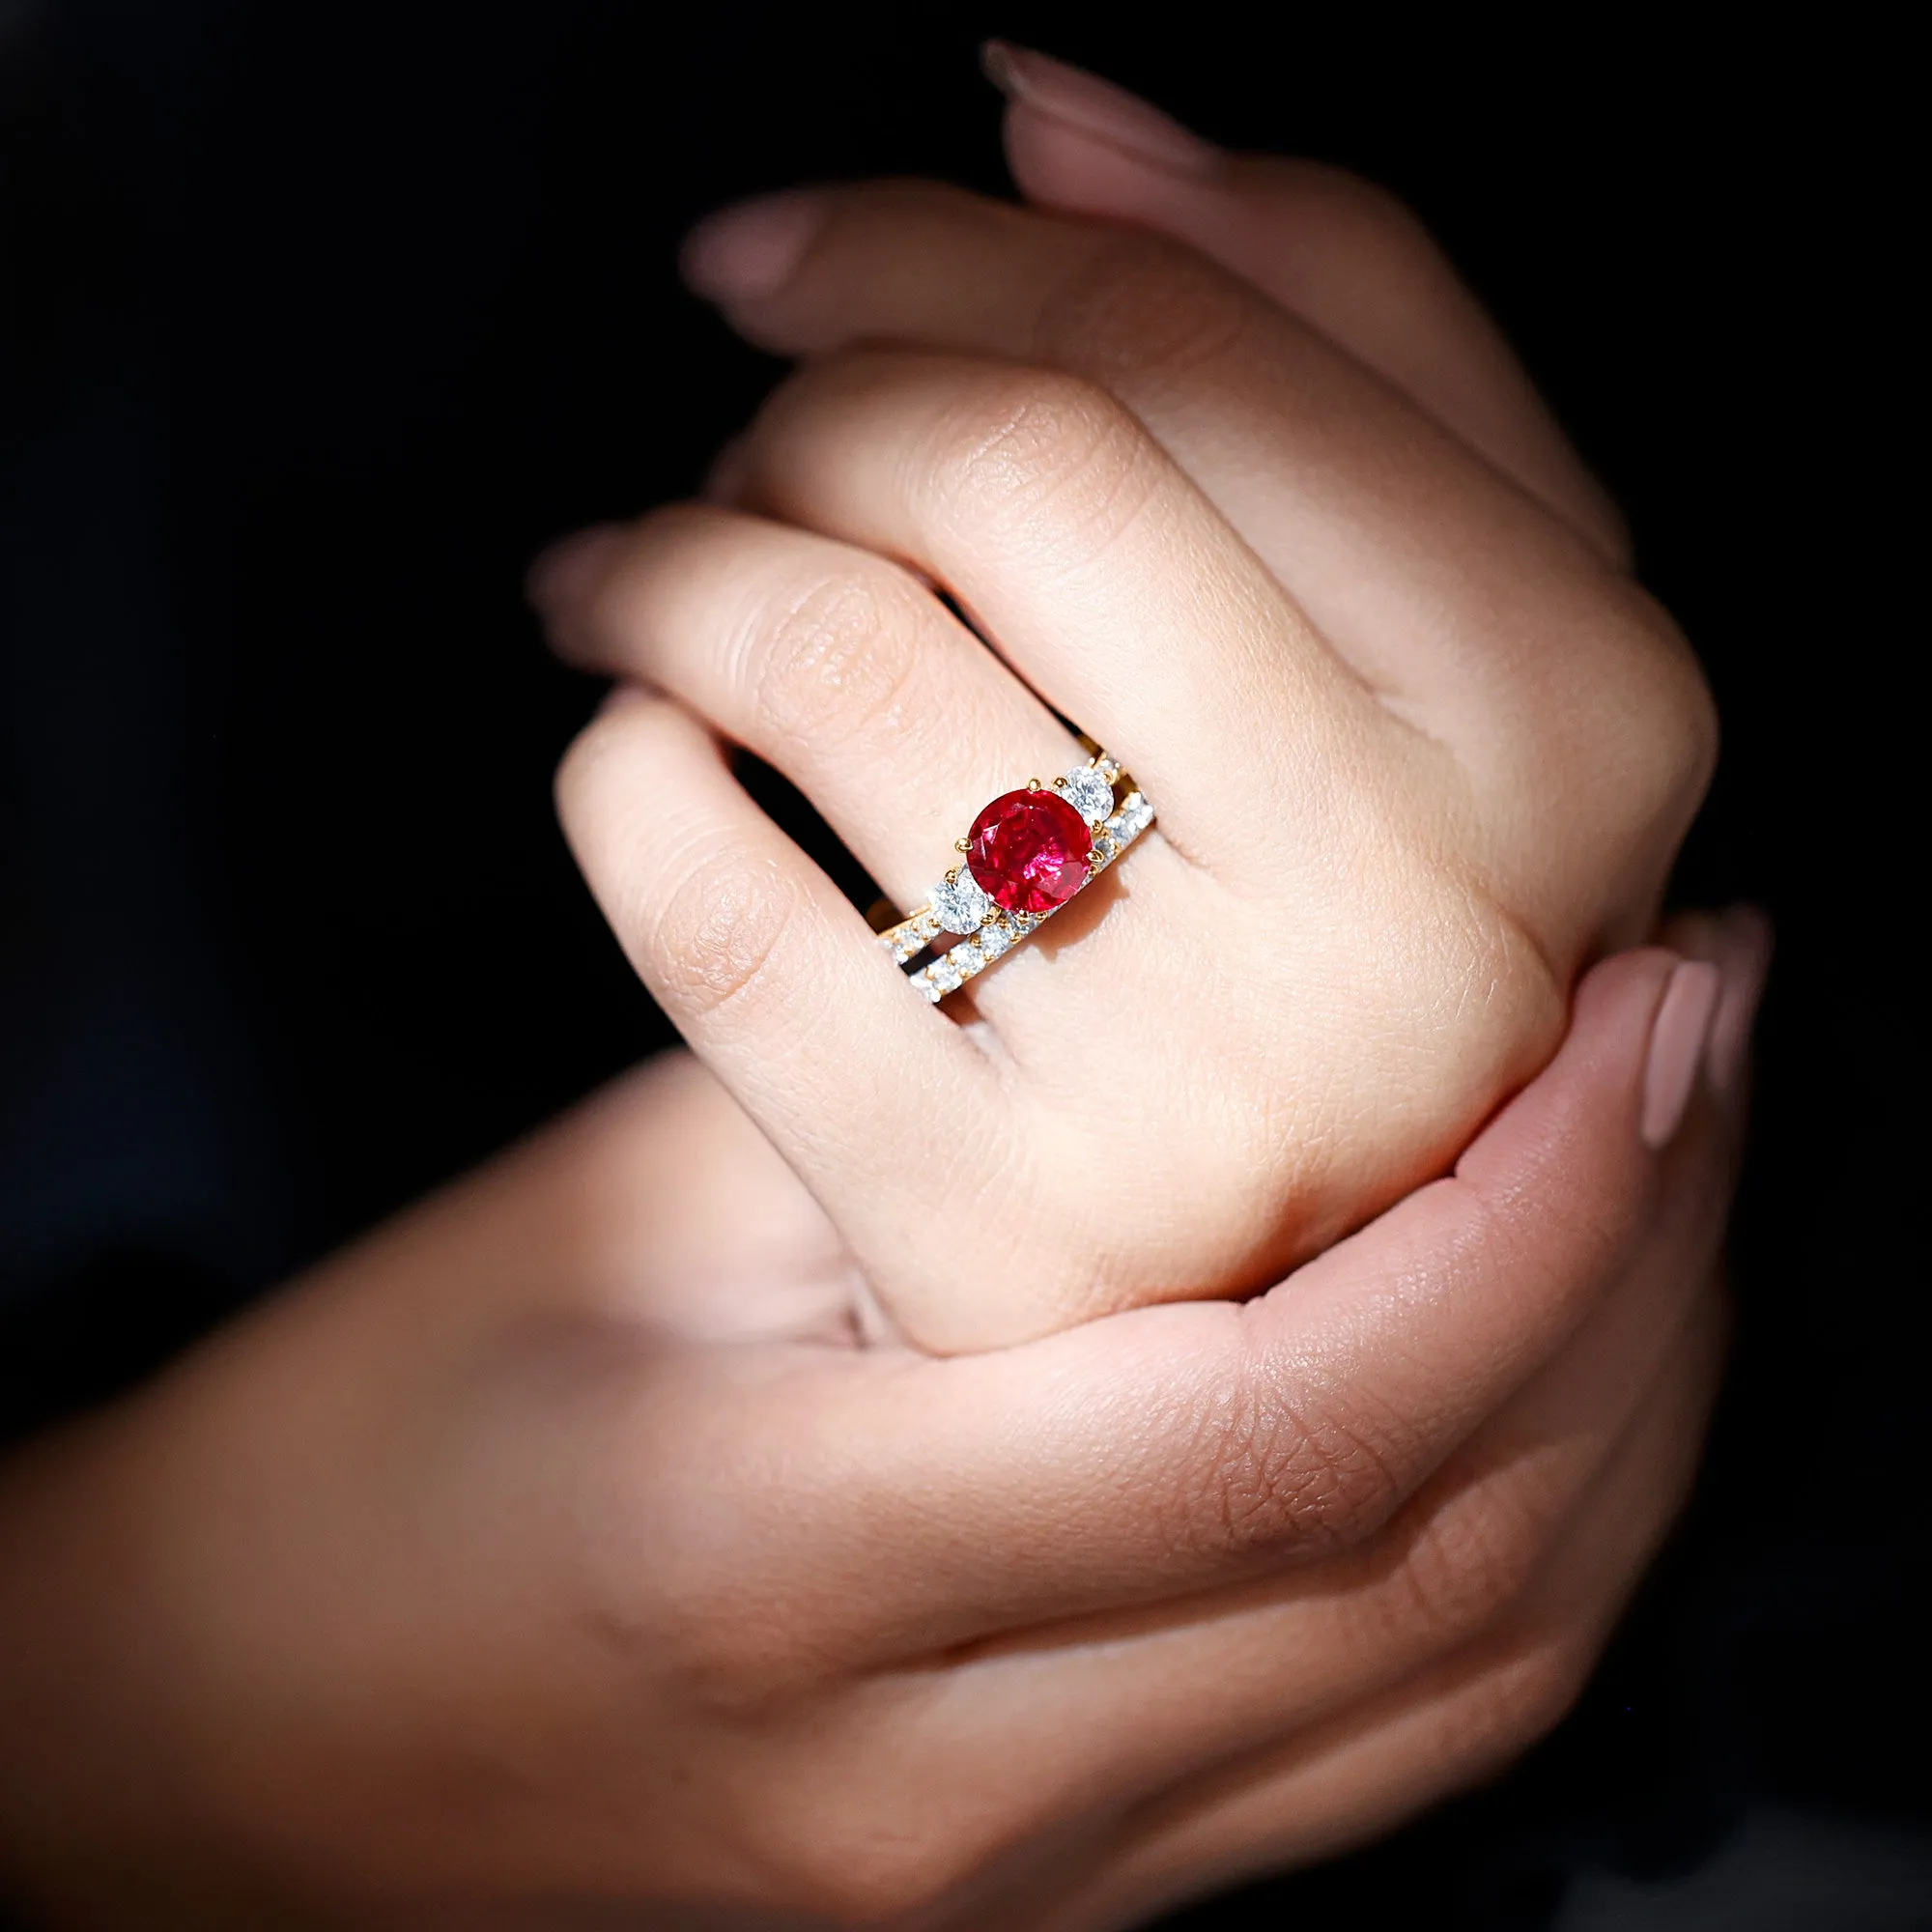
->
{"left": 647, "top": 1586, "right": 812, "bottom": 1717}
{"left": 1533, "top": 592, "right": 1719, "bottom": 865}
{"left": 1620, "top": 609, "right": 1721, "bottom": 825}
{"left": 1177, "top": 1357, "right": 1418, "bottom": 1563}
{"left": 754, "top": 1800, "right": 991, "bottom": 1928}
{"left": 1037, "top": 231, "right": 1253, "bottom": 391}
{"left": 744, "top": 565, "right": 925, "bottom": 755}
{"left": 1434, "top": 882, "right": 1571, "bottom": 1082}
{"left": 921, "top": 369, "right": 1164, "bottom": 564}
{"left": 1466, "top": 1634, "right": 1597, "bottom": 1761}
{"left": 646, "top": 838, "right": 803, "bottom": 1020}
{"left": 1394, "top": 1487, "right": 1548, "bottom": 1651}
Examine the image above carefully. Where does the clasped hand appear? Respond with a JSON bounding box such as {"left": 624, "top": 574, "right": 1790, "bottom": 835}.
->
{"left": 540, "top": 76, "right": 1715, "bottom": 1354}
{"left": 0, "top": 53, "right": 1762, "bottom": 1932}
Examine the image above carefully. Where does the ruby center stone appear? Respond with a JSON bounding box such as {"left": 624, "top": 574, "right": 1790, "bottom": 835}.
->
{"left": 966, "top": 788, "right": 1093, "bottom": 915}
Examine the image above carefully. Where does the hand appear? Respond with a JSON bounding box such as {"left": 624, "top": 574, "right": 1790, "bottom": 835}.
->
{"left": 0, "top": 935, "right": 1763, "bottom": 1929}
{"left": 532, "top": 53, "right": 1719, "bottom": 1350}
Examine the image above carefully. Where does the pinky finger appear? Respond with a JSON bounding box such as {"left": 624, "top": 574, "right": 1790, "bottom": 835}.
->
{"left": 555, "top": 691, "right": 992, "bottom": 1277}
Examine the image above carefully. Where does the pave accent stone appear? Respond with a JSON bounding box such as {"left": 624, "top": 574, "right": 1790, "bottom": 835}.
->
{"left": 877, "top": 903, "right": 942, "bottom": 962}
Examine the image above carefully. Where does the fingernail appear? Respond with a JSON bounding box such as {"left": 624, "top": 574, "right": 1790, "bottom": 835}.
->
{"left": 980, "top": 41, "right": 1222, "bottom": 179}
{"left": 1640, "top": 958, "right": 1723, "bottom": 1150}
{"left": 526, "top": 524, "right": 627, "bottom": 617}
{"left": 1706, "top": 905, "right": 1773, "bottom": 1093}
{"left": 681, "top": 190, "right": 826, "bottom": 305}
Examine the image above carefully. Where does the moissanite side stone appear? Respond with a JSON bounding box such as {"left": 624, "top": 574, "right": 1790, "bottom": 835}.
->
{"left": 1058, "top": 765, "right": 1116, "bottom": 825}
{"left": 930, "top": 870, "right": 994, "bottom": 935}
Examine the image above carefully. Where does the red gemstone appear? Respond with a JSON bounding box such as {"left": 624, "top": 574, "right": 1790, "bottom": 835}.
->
{"left": 966, "top": 788, "right": 1093, "bottom": 915}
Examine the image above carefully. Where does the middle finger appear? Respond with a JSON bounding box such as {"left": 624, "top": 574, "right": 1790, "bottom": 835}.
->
{"left": 729, "top": 343, "right": 1406, "bottom": 877}
{"left": 688, "top": 181, "right": 1687, "bottom": 784}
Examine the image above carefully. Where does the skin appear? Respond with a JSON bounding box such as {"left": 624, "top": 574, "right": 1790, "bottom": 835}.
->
{"left": 538, "top": 84, "right": 1718, "bottom": 1354}
{"left": 0, "top": 56, "right": 1758, "bottom": 1932}
{"left": 0, "top": 944, "right": 1759, "bottom": 1930}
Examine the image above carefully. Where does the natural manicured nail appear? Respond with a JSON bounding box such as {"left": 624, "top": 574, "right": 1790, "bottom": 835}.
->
{"left": 681, "top": 190, "right": 826, "bottom": 305}
{"left": 981, "top": 41, "right": 1222, "bottom": 179}
{"left": 526, "top": 523, "right": 627, "bottom": 617}
{"left": 1707, "top": 905, "right": 1773, "bottom": 1093}
{"left": 1641, "top": 959, "right": 1723, "bottom": 1150}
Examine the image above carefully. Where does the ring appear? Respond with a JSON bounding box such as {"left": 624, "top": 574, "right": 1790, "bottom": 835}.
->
{"left": 875, "top": 748, "right": 1155, "bottom": 1002}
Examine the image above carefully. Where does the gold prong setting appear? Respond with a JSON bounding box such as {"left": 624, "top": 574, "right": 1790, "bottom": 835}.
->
{"left": 872, "top": 749, "right": 1154, "bottom": 1004}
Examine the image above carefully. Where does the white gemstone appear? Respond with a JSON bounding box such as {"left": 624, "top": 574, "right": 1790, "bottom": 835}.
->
{"left": 930, "top": 871, "right": 993, "bottom": 935}
{"left": 951, "top": 941, "right": 983, "bottom": 975}
{"left": 979, "top": 923, "right": 1011, "bottom": 959}
{"left": 1060, "top": 765, "right": 1116, "bottom": 825}
{"left": 929, "top": 953, "right": 964, "bottom": 992}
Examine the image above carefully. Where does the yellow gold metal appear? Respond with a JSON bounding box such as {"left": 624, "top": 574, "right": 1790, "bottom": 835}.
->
{"left": 879, "top": 743, "right": 1152, "bottom": 1004}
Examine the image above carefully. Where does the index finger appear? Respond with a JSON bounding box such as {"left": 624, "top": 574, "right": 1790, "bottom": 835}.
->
{"left": 711, "top": 947, "right": 1714, "bottom": 1661}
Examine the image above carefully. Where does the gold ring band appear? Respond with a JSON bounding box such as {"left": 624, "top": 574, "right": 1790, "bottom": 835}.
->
{"left": 874, "top": 750, "right": 1155, "bottom": 1003}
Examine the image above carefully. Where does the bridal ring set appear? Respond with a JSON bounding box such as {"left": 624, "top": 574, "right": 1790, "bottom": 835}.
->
{"left": 874, "top": 747, "right": 1154, "bottom": 1003}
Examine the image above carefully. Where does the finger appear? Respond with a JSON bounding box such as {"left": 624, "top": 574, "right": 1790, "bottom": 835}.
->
{"left": 537, "top": 502, "right": 1087, "bottom": 918}
{"left": 1026, "top": 1297, "right": 1725, "bottom": 1932}
{"left": 984, "top": 41, "right": 1629, "bottom": 562}
{"left": 683, "top": 184, "right": 1702, "bottom": 829}
{"left": 866, "top": 995, "right": 1742, "bottom": 1811}
{"left": 554, "top": 689, "right": 997, "bottom": 1278}
{"left": 724, "top": 346, "right": 1400, "bottom": 873}
{"left": 759, "top": 1300, "right": 1720, "bottom": 1932}
{"left": 676, "top": 948, "right": 1717, "bottom": 1660}
{"left": 554, "top": 1052, "right": 864, "bottom": 1347}
{"left": 884, "top": 1290, "right": 1722, "bottom": 1904}
{"left": 936, "top": 1080, "right": 1735, "bottom": 1781}
{"left": 1659, "top": 901, "right": 1774, "bottom": 1102}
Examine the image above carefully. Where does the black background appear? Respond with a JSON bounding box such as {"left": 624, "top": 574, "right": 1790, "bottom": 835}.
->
{"left": 1, "top": 3, "right": 1922, "bottom": 1925}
